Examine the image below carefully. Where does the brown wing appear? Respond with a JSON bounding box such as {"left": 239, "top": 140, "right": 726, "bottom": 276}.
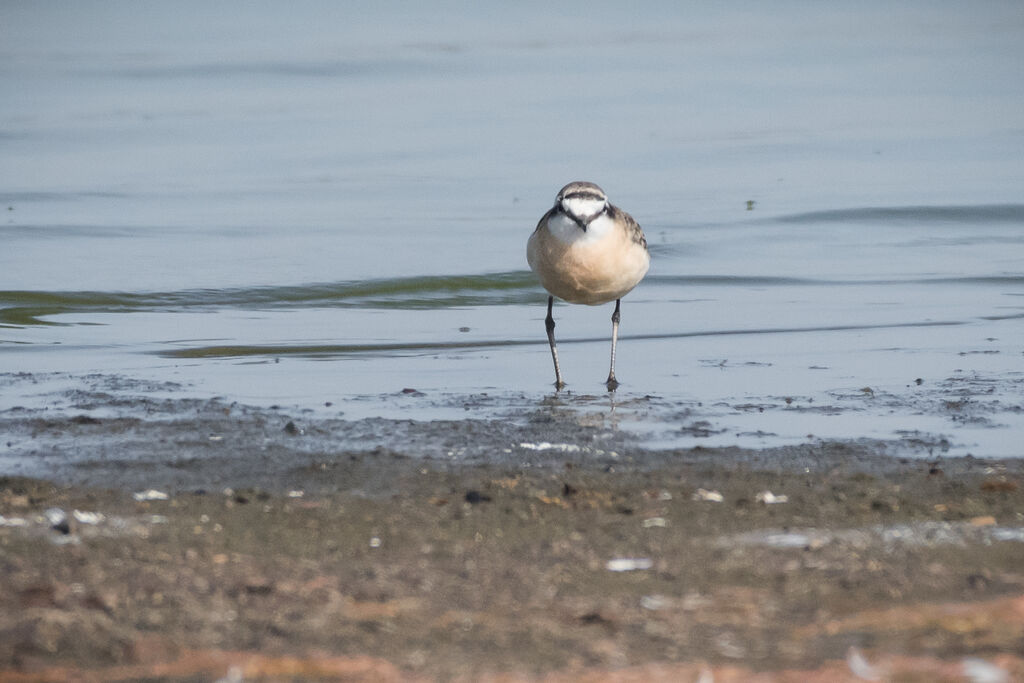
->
{"left": 532, "top": 206, "right": 558, "bottom": 234}
{"left": 609, "top": 205, "right": 648, "bottom": 250}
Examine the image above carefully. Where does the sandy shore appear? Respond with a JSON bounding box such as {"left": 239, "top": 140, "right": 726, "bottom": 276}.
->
{"left": 2, "top": 395, "right": 1023, "bottom": 681}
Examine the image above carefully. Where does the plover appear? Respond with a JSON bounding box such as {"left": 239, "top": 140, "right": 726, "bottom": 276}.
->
{"left": 527, "top": 181, "right": 650, "bottom": 390}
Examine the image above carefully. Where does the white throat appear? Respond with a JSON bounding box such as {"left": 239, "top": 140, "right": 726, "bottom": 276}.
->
{"left": 547, "top": 210, "right": 615, "bottom": 245}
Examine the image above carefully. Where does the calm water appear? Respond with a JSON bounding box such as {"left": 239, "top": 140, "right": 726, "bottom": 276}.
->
{"left": 2, "top": 2, "right": 1023, "bottom": 458}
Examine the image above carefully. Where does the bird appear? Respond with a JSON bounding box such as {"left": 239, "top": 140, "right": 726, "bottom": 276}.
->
{"left": 526, "top": 181, "right": 650, "bottom": 391}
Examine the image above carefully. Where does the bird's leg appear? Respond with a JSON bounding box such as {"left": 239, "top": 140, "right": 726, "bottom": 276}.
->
{"left": 605, "top": 299, "right": 621, "bottom": 391}
{"left": 545, "top": 296, "right": 565, "bottom": 390}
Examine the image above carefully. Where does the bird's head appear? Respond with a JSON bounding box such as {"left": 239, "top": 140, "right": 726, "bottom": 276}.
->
{"left": 556, "top": 181, "right": 608, "bottom": 230}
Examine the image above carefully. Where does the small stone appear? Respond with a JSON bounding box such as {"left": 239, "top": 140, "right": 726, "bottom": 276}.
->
{"left": 464, "top": 490, "right": 491, "bottom": 504}
{"left": 45, "top": 508, "right": 70, "bottom": 534}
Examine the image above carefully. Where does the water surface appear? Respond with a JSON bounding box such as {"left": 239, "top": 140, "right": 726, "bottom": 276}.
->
{"left": 2, "top": 2, "right": 1023, "bottom": 464}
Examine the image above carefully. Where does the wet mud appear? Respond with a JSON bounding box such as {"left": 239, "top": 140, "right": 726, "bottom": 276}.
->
{"left": 1, "top": 376, "right": 1023, "bottom": 681}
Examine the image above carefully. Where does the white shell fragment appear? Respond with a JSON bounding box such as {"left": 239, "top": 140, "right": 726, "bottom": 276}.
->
{"left": 606, "top": 557, "right": 654, "bottom": 572}
{"left": 846, "top": 646, "right": 880, "bottom": 680}
{"left": 0, "top": 515, "right": 29, "bottom": 527}
{"left": 72, "top": 510, "right": 105, "bottom": 525}
{"left": 692, "top": 488, "right": 724, "bottom": 502}
{"left": 517, "top": 442, "right": 582, "bottom": 453}
{"left": 755, "top": 490, "right": 789, "bottom": 504}
{"left": 961, "top": 657, "right": 1010, "bottom": 683}
{"left": 133, "top": 489, "right": 170, "bottom": 501}
{"left": 640, "top": 594, "right": 670, "bottom": 610}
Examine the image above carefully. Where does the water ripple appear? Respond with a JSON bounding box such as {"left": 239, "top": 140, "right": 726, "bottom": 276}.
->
{"left": 0, "top": 272, "right": 542, "bottom": 326}
{"left": 3, "top": 270, "right": 1022, "bottom": 327}
{"left": 774, "top": 204, "right": 1024, "bottom": 224}
{"left": 161, "top": 319, "right": 965, "bottom": 360}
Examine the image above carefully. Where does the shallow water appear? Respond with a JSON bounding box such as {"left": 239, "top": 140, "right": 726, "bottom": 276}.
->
{"left": 2, "top": 2, "right": 1023, "bottom": 466}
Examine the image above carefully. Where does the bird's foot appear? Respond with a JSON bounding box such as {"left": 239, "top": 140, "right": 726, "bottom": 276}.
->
{"left": 605, "top": 376, "right": 619, "bottom": 392}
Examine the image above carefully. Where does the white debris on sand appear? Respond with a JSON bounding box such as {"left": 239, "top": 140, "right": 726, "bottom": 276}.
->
{"left": 755, "top": 490, "right": 789, "bottom": 504}
{"left": 640, "top": 594, "right": 670, "bottom": 610}
{"left": 606, "top": 557, "right": 654, "bottom": 572}
{"left": 518, "top": 442, "right": 582, "bottom": 453}
{"left": 692, "top": 488, "right": 724, "bottom": 503}
{"left": 44, "top": 508, "right": 67, "bottom": 526}
{"left": 72, "top": 510, "right": 105, "bottom": 524}
{"left": 846, "top": 646, "right": 881, "bottom": 680}
{"left": 0, "top": 515, "right": 29, "bottom": 527}
{"left": 961, "top": 656, "right": 1010, "bottom": 683}
{"left": 132, "top": 489, "right": 170, "bottom": 501}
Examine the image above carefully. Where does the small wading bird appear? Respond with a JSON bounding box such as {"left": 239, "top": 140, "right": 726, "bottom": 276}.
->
{"left": 527, "top": 181, "right": 650, "bottom": 391}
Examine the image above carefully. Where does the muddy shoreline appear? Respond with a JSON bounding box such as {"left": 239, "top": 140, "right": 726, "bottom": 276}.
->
{"left": 2, "top": 392, "right": 1023, "bottom": 681}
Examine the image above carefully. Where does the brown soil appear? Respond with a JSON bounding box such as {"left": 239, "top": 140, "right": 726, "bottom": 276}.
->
{"left": 2, "top": 441, "right": 1023, "bottom": 681}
